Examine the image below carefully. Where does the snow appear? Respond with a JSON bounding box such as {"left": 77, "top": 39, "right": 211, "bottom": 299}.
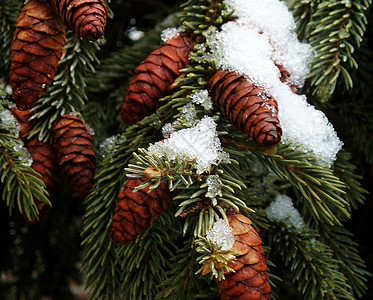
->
{"left": 161, "top": 27, "right": 181, "bottom": 42}
{"left": 148, "top": 116, "right": 225, "bottom": 174}
{"left": 201, "top": 0, "right": 342, "bottom": 165}
{"left": 206, "top": 219, "right": 235, "bottom": 251}
{"left": 99, "top": 135, "right": 119, "bottom": 156}
{"left": 190, "top": 89, "right": 213, "bottom": 110}
{"left": 181, "top": 103, "right": 197, "bottom": 125}
{"left": 13, "top": 143, "right": 33, "bottom": 167}
{"left": 0, "top": 109, "right": 21, "bottom": 137}
{"left": 265, "top": 194, "right": 304, "bottom": 230}
{"left": 162, "top": 123, "right": 174, "bottom": 138}
{"left": 206, "top": 175, "right": 222, "bottom": 198}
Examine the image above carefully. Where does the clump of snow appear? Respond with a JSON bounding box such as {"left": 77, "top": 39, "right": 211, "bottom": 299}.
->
{"left": 13, "top": 143, "right": 33, "bottom": 167}
{"left": 201, "top": 0, "right": 342, "bottom": 165}
{"left": 190, "top": 90, "right": 213, "bottom": 110}
{"left": 181, "top": 103, "right": 197, "bottom": 125}
{"left": 0, "top": 109, "right": 21, "bottom": 137}
{"left": 206, "top": 219, "right": 235, "bottom": 251}
{"left": 206, "top": 175, "right": 223, "bottom": 198}
{"left": 224, "top": 0, "right": 312, "bottom": 86}
{"left": 265, "top": 194, "right": 304, "bottom": 230}
{"left": 99, "top": 135, "right": 119, "bottom": 156}
{"left": 148, "top": 116, "right": 225, "bottom": 174}
{"left": 162, "top": 123, "right": 174, "bottom": 138}
{"left": 161, "top": 27, "right": 181, "bottom": 42}
{"left": 128, "top": 28, "right": 145, "bottom": 41}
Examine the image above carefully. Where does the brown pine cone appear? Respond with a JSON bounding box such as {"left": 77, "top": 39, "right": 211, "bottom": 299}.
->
{"left": 216, "top": 210, "right": 271, "bottom": 300}
{"left": 121, "top": 33, "right": 195, "bottom": 125}
{"left": 52, "top": 114, "right": 96, "bottom": 198}
{"left": 10, "top": 107, "right": 35, "bottom": 141}
{"left": 111, "top": 177, "right": 173, "bottom": 245}
{"left": 208, "top": 70, "right": 282, "bottom": 147}
{"left": 22, "top": 137, "right": 59, "bottom": 223}
{"left": 10, "top": 0, "right": 66, "bottom": 110}
{"left": 51, "top": 0, "right": 108, "bottom": 41}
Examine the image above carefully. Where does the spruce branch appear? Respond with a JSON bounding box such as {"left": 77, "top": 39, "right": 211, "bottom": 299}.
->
{"left": 287, "top": 0, "right": 317, "bottom": 41}
{"left": 156, "top": 237, "right": 218, "bottom": 299}
{"left": 270, "top": 224, "right": 354, "bottom": 299}
{"left": 332, "top": 150, "right": 367, "bottom": 209}
{"left": 320, "top": 224, "right": 370, "bottom": 298}
{"left": 248, "top": 143, "right": 350, "bottom": 225}
{"left": 0, "top": 96, "right": 49, "bottom": 221}
{"left": 115, "top": 211, "right": 178, "bottom": 300}
{"left": 87, "top": 29, "right": 163, "bottom": 95}
{"left": 307, "top": 0, "right": 371, "bottom": 101}
{"left": 29, "top": 33, "right": 100, "bottom": 142}
{"left": 82, "top": 114, "right": 166, "bottom": 299}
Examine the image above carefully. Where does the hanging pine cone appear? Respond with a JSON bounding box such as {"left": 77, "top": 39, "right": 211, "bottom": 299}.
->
{"left": 208, "top": 70, "right": 282, "bottom": 147}
{"left": 111, "top": 177, "right": 173, "bottom": 245}
{"left": 121, "top": 33, "right": 195, "bottom": 125}
{"left": 22, "top": 137, "right": 59, "bottom": 223}
{"left": 52, "top": 114, "right": 96, "bottom": 198}
{"left": 10, "top": 0, "right": 66, "bottom": 110}
{"left": 10, "top": 107, "right": 35, "bottom": 141}
{"left": 50, "top": 0, "right": 108, "bottom": 41}
{"left": 216, "top": 210, "right": 271, "bottom": 300}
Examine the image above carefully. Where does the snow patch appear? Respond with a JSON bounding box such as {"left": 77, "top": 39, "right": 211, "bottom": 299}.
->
{"left": 206, "top": 219, "right": 235, "bottom": 251}
{"left": 265, "top": 194, "right": 304, "bottom": 230}
{"left": 148, "top": 116, "right": 225, "bottom": 174}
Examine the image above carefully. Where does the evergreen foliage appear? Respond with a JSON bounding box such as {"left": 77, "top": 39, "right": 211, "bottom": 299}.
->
{"left": 0, "top": 0, "right": 372, "bottom": 299}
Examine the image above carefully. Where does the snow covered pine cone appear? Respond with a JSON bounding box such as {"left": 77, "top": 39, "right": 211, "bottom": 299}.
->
{"left": 208, "top": 70, "right": 282, "bottom": 147}
{"left": 50, "top": 0, "right": 108, "bottom": 41}
{"left": 216, "top": 210, "right": 271, "bottom": 300}
{"left": 121, "top": 33, "right": 195, "bottom": 125}
{"left": 111, "top": 177, "right": 173, "bottom": 245}
{"left": 10, "top": 0, "right": 66, "bottom": 110}
{"left": 23, "top": 137, "right": 59, "bottom": 223}
{"left": 52, "top": 114, "right": 96, "bottom": 198}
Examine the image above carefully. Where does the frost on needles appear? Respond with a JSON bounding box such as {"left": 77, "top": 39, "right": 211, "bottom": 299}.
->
{"left": 203, "top": 0, "right": 343, "bottom": 165}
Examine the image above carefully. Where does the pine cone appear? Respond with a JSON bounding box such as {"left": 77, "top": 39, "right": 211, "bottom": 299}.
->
{"left": 52, "top": 114, "right": 96, "bottom": 198}
{"left": 10, "top": 0, "right": 66, "bottom": 110}
{"left": 121, "top": 33, "right": 195, "bottom": 125}
{"left": 111, "top": 177, "right": 173, "bottom": 245}
{"left": 51, "top": 0, "right": 108, "bottom": 41}
{"left": 216, "top": 210, "right": 271, "bottom": 300}
{"left": 10, "top": 107, "right": 35, "bottom": 141}
{"left": 22, "top": 137, "right": 59, "bottom": 223}
{"left": 208, "top": 70, "right": 282, "bottom": 147}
